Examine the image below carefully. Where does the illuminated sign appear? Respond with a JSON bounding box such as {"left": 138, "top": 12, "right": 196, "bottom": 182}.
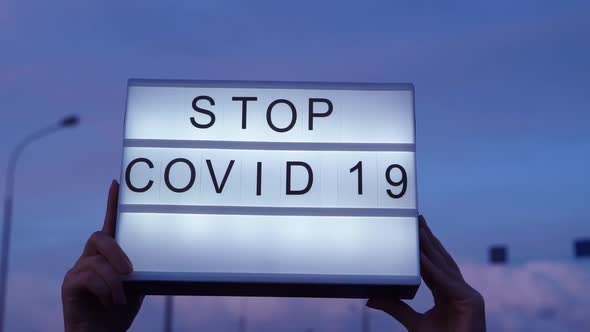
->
{"left": 117, "top": 79, "right": 420, "bottom": 298}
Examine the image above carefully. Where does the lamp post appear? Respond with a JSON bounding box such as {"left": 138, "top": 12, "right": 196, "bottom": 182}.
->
{"left": 0, "top": 115, "right": 79, "bottom": 331}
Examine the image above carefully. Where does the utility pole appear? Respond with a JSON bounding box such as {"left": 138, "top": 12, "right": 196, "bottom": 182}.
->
{"left": 489, "top": 245, "right": 508, "bottom": 264}
{"left": 361, "top": 304, "right": 370, "bottom": 332}
{"left": 239, "top": 297, "right": 248, "bottom": 332}
{"left": 164, "top": 296, "right": 174, "bottom": 332}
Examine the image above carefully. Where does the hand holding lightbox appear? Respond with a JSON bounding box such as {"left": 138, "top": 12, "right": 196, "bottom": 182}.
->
{"left": 62, "top": 181, "right": 142, "bottom": 332}
{"left": 61, "top": 182, "right": 486, "bottom": 332}
{"left": 367, "top": 216, "right": 486, "bottom": 332}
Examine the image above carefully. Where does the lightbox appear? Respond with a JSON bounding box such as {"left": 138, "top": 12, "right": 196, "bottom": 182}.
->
{"left": 117, "top": 79, "right": 420, "bottom": 298}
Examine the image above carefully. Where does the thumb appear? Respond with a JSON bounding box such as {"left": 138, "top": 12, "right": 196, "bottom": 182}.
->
{"left": 367, "top": 298, "right": 420, "bottom": 329}
{"left": 102, "top": 180, "right": 119, "bottom": 237}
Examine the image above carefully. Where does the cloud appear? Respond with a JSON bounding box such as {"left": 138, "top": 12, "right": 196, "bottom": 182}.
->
{"left": 461, "top": 261, "right": 590, "bottom": 332}
{"left": 5, "top": 261, "right": 590, "bottom": 331}
{"left": 135, "top": 261, "right": 590, "bottom": 331}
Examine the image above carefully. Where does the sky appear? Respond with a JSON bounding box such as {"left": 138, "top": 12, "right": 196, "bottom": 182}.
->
{"left": 1, "top": 0, "right": 590, "bottom": 331}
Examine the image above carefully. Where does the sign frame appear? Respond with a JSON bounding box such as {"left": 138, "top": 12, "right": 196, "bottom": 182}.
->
{"left": 118, "top": 79, "right": 420, "bottom": 299}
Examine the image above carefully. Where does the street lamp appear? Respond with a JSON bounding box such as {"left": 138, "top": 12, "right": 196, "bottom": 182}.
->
{"left": 0, "top": 115, "right": 79, "bottom": 331}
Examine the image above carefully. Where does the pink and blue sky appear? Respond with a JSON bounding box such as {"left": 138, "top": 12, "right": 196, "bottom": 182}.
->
{"left": 1, "top": 0, "right": 590, "bottom": 331}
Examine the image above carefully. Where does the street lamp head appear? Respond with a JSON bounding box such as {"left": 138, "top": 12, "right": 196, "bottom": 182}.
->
{"left": 61, "top": 115, "right": 80, "bottom": 127}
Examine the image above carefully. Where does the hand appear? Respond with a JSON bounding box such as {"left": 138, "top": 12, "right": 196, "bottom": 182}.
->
{"left": 367, "top": 215, "right": 486, "bottom": 332}
{"left": 62, "top": 180, "right": 143, "bottom": 332}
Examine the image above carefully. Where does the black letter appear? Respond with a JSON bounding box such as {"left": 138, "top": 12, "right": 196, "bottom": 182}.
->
{"left": 125, "top": 158, "right": 154, "bottom": 193}
{"left": 256, "top": 161, "right": 262, "bottom": 196}
{"left": 266, "top": 99, "right": 297, "bottom": 133}
{"left": 286, "top": 161, "right": 313, "bottom": 195}
{"left": 191, "top": 96, "right": 216, "bottom": 129}
{"left": 350, "top": 161, "right": 363, "bottom": 195}
{"left": 385, "top": 164, "right": 407, "bottom": 199}
{"left": 308, "top": 98, "right": 333, "bottom": 130}
{"left": 164, "top": 158, "right": 196, "bottom": 193}
{"left": 206, "top": 160, "right": 235, "bottom": 193}
{"left": 232, "top": 96, "right": 258, "bottom": 129}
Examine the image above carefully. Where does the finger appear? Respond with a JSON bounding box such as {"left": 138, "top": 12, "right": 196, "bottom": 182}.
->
{"left": 102, "top": 180, "right": 119, "bottom": 237}
{"left": 68, "top": 270, "right": 113, "bottom": 307}
{"left": 419, "top": 215, "right": 462, "bottom": 276}
{"left": 83, "top": 231, "right": 132, "bottom": 274}
{"left": 419, "top": 251, "right": 445, "bottom": 306}
{"left": 419, "top": 221, "right": 459, "bottom": 279}
{"left": 75, "top": 256, "right": 127, "bottom": 305}
{"left": 419, "top": 223, "right": 446, "bottom": 265}
{"left": 367, "top": 298, "right": 420, "bottom": 329}
{"left": 421, "top": 252, "right": 461, "bottom": 299}
{"left": 422, "top": 252, "right": 483, "bottom": 304}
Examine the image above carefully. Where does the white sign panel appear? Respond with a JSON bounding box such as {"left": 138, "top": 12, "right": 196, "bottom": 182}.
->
{"left": 116, "top": 80, "right": 419, "bottom": 297}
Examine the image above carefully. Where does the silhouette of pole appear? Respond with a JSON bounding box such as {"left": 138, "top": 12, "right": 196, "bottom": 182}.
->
{"left": 574, "top": 238, "right": 590, "bottom": 258}
{"left": 239, "top": 297, "right": 248, "bottom": 332}
{"left": 164, "top": 296, "right": 174, "bottom": 332}
{"left": 489, "top": 245, "right": 508, "bottom": 265}
{"left": 0, "top": 115, "right": 79, "bottom": 332}
{"left": 361, "top": 304, "right": 370, "bottom": 332}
